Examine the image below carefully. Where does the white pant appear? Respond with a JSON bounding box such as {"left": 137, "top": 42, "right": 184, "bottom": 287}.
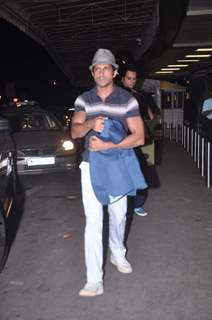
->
{"left": 80, "top": 161, "right": 127, "bottom": 283}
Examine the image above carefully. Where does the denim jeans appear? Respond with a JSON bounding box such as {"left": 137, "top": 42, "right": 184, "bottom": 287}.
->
{"left": 133, "top": 188, "right": 148, "bottom": 208}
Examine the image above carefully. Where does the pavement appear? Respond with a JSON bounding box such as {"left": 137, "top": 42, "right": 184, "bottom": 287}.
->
{"left": 0, "top": 140, "right": 212, "bottom": 320}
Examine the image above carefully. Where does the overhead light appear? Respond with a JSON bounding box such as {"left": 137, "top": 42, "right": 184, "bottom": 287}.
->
{"left": 185, "top": 54, "right": 211, "bottom": 58}
{"left": 177, "top": 59, "right": 200, "bottom": 62}
{"left": 168, "top": 64, "right": 188, "bottom": 67}
{"left": 156, "top": 71, "right": 174, "bottom": 74}
{"left": 196, "top": 48, "right": 212, "bottom": 52}
{"left": 161, "top": 68, "right": 180, "bottom": 71}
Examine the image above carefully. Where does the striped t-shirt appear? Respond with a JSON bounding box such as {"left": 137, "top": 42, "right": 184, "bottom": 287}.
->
{"left": 74, "top": 85, "right": 140, "bottom": 161}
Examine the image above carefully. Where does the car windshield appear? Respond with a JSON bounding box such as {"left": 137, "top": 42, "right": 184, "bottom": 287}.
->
{"left": 0, "top": 110, "right": 61, "bottom": 132}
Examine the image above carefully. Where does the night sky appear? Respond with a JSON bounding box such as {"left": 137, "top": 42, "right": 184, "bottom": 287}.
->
{"left": 0, "top": 18, "right": 77, "bottom": 110}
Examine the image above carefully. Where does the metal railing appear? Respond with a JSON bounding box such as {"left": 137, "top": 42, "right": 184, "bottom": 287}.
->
{"left": 163, "top": 123, "right": 211, "bottom": 188}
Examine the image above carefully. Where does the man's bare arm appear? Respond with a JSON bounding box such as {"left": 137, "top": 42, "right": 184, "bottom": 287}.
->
{"left": 117, "top": 116, "right": 145, "bottom": 147}
{"left": 71, "top": 111, "right": 105, "bottom": 139}
{"left": 89, "top": 116, "right": 145, "bottom": 151}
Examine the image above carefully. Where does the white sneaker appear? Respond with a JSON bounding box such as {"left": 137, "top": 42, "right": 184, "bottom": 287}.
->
{"left": 78, "top": 282, "right": 104, "bottom": 297}
{"left": 110, "top": 255, "right": 132, "bottom": 274}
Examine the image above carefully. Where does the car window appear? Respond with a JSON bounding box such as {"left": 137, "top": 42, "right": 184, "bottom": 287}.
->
{"left": 44, "top": 113, "right": 60, "bottom": 130}
{"left": 21, "top": 113, "right": 46, "bottom": 130}
{"left": 21, "top": 113, "right": 61, "bottom": 131}
{"left": 0, "top": 110, "right": 61, "bottom": 132}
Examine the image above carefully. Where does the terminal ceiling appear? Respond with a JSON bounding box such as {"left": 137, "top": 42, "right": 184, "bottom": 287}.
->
{"left": 0, "top": 0, "right": 212, "bottom": 84}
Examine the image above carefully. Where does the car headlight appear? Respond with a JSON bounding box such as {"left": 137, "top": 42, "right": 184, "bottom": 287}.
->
{"left": 62, "top": 140, "right": 74, "bottom": 151}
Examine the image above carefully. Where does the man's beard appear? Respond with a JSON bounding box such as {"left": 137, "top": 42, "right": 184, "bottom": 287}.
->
{"left": 96, "top": 78, "right": 112, "bottom": 87}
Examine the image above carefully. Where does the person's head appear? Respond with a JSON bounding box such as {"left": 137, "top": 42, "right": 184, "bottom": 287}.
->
{"left": 122, "top": 65, "right": 137, "bottom": 89}
{"left": 89, "top": 48, "right": 119, "bottom": 88}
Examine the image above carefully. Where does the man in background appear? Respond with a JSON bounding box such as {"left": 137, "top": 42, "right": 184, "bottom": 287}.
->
{"left": 201, "top": 91, "right": 212, "bottom": 141}
{"left": 121, "top": 64, "right": 158, "bottom": 216}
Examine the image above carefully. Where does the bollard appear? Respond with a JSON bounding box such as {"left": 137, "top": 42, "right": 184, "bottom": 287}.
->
{"left": 197, "top": 134, "right": 200, "bottom": 169}
{"left": 194, "top": 131, "right": 197, "bottom": 162}
{"left": 170, "top": 124, "right": 172, "bottom": 141}
{"left": 173, "top": 126, "right": 175, "bottom": 141}
{"left": 180, "top": 124, "right": 182, "bottom": 144}
{"left": 183, "top": 125, "right": 186, "bottom": 148}
{"left": 187, "top": 127, "right": 190, "bottom": 153}
{"left": 191, "top": 129, "right": 194, "bottom": 157}
{"left": 201, "top": 137, "right": 205, "bottom": 177}
{"left": 163, "top": 123, "right": 166, "bottom": 138}
{"left": 181, "top": 125, "right": 184, "bottom": 145}
{"left": 207, "top": 142, "right": 211, "bottom": 188}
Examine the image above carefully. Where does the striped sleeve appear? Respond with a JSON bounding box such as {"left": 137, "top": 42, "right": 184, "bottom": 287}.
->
{"left": 74, "top": 95, "right": 86, "bottom": 112}
{"left": 126, "top": 96, "right": 140, "bottom": 117}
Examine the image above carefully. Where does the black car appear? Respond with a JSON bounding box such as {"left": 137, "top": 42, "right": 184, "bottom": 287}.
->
{"left": 0, "top": 103, "right": 77, "bottom": 174}
{"left": 0, "top": 117, "right": 19, "bottom": 272}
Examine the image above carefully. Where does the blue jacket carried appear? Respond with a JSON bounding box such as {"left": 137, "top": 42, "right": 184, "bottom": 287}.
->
{"left": 89, "top": 118, "right": 147, "bottom": 205}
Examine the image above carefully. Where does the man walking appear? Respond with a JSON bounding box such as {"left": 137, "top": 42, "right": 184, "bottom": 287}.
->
{"left": 71, "top": 49, "right": 145, "bottom": 297}
{"left": 201, "top": 90, "right": 212, "bottom": 141}
{"left": 121, "top": 65, "right": 153, "bottom": 216}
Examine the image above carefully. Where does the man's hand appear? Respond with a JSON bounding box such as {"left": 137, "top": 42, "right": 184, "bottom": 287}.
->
{"left": 89, "top": 136, "right": 110, "bottom": 151}
{"left": 89, "top": 117, "right": 106, "bottom": 132}
{"left": 71, "top": 112, "right": 106, "bottom": 139}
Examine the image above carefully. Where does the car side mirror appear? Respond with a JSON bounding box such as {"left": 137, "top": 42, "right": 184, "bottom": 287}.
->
{"left": 0, "top": 117, "right": 11, "bottom": 134}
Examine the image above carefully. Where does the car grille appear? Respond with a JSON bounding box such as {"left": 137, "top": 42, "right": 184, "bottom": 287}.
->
{"left": 21, "top": 147, "right": 57, "bottom": 156}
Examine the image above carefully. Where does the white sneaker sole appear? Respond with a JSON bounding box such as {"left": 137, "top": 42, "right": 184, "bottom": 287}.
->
{"left": 110, "top": 256, "right": 132, "bottom": 274}
{"left": 135, "top": 212, "right": 148, "bottom": 216}
{"left": 79, "top": 285, "right": 104, "bottom": 297}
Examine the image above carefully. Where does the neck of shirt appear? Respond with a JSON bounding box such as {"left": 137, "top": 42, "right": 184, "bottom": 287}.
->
{"left": 96, "top": 84, "right": 115, "bottom": 102}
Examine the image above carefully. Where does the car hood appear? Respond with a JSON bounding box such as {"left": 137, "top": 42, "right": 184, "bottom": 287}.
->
{"left": 13, "top": 130, "right": 68, "bottom": 150}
